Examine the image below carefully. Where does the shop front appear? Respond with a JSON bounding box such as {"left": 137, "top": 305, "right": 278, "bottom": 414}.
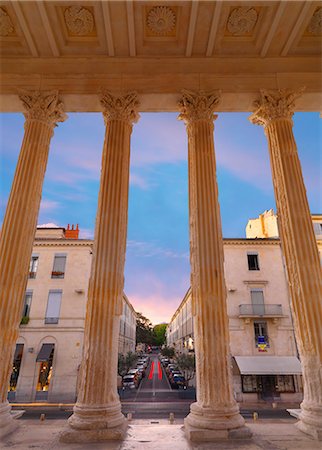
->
{"left": 234, "top": 356, "right": 303, "bottom": 403}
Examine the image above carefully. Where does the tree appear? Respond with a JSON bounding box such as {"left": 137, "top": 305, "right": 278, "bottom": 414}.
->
{"left": 136, "top": 312, "right": 155, "bottom": 345}
{"left": 118, "top": 351, "right": 137, "bottom": 377}
{"left": 160, "top": 346, "right": 175, "bottom": 358}
{"left": 175, "top": 354, "right": 195, "bottom": 387}
{"left": 153, "top": 323, "right": 167, "bottom": 346}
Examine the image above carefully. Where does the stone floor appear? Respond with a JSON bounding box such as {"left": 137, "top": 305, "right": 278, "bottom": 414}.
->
{"left": 1, "top": 419, "right": 321, "bottom": 450}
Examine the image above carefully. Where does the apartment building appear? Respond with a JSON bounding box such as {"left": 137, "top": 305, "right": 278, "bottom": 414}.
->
{"left": 9, "top": 225, "right": 136, "bottom": 403}
{"left": 167, "top": 212, "right": 322, "bottom": 403}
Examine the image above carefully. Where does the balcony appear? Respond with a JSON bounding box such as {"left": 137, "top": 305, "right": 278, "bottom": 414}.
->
{"left": 239, "top": 304, "right": 284, "bottom": 318}
{"left": 44, "top": 317, "right": 59, "bottom": 324}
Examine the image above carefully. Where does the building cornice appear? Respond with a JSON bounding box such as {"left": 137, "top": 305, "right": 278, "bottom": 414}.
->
{"left": 34, "top": 239, "right": 93, "bottom": 247}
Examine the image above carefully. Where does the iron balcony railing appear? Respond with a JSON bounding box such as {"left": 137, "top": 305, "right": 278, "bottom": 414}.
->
{"left": 239, "top": 304, "right": 283, "bottom": 317}
{"left": 44, "top": 317, "right": 59, "bottom": 324}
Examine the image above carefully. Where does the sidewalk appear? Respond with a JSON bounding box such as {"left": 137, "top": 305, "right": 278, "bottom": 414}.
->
{"left": 1, "top": 419, "right": 321, "bottom": 450}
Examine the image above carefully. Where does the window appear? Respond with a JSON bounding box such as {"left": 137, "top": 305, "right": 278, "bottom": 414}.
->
{"left": 277, "top": 375, "right": 295, "bottom": 393}
{"left": 51, "top": 254, "right": 66, "bottom": 278}
{"left": 242, "top": 375, "right": 258, "bottom": 393}
{"left": 36, "top": 344, "right": 55, "bottom": 392}
{"left": 45, "top": 290, "right": 62, "bottom": 324}
{"left": 29, "top": 255, "right": 39, "bottom": 278}
{"left": 247, "top": 253, "right": 260, "bottom": 270}
{"left": 254, "top": 321, "right": 269, "bottom": 347}
{"left": 22, "top": 290, "right": 32, "bottom": 320}
{"left": 250, "top": 289, "right": 265, "bottom": 315}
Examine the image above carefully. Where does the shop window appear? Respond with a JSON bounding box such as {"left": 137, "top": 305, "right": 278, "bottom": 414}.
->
{"left": 277, "top": 375, "right": 295, "bottom": 393}
{"left": 36, "top": 344, "right": 55, "bottom": 392}
{"left": 254, "top": 321, "right": 269, "bottom": 348}
{"left": 45, "top": 290, "right": 62, "bottom": 324}
{"left": 29, "top": 255, "right": 39, "bottom": 278}
{"left": 51, "top": 254, "right": 66, "bottom": 278}
{"left": 8, "top": 344, "right": 24, "bottom": 392}
{"left": 242, "top": 375, "right": 258, "bottom": 393}
{"left": 247, "top": 253, "right": 260, "bottom": 270}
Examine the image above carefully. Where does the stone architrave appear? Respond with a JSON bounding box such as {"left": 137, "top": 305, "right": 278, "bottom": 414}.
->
{"left": 250, "top": 89, "right": 322, "bottom": 441}
{"left": 0, "top": 91, "right": 66, "bottom": 438}
{"left": 60, "top": 91, "right": 139, "bottom": 443}
{"left": 178, "top": 90, "right": 251, "bottom": 441}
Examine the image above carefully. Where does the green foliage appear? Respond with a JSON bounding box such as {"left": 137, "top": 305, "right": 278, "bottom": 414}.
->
{"left": 118, "top": 351, "right": 138, "bottom": 377}
{"left": 20, "top": 316, "right": 30, "bottom": 325}
{"left": 153, "top": 323, "right": 167, "bottom": 346}
{"left": 175, "top": 354, "right": 196, "bottom": 386}
{"left": 161, "top": 346, "right": 175, "bottom": 358}
{"left": 136, "top": 312, "right": 155, "bottom": 345}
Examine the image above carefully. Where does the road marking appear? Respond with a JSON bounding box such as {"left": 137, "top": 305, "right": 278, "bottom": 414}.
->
{"left": 158, "top": 361, "right": 162, "bottom": 380}
{"left": 148, "top": 361, "right": 155, "bottom": 380}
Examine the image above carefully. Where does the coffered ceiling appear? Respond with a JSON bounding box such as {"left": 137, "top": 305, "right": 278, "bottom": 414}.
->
{"left": 0, "top": 1, "right": 321, "bottom": 111}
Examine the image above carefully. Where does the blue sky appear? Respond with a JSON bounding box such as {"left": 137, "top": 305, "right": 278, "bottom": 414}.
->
{"left": 0, "top": 112, "right": 321, "bottom": 324}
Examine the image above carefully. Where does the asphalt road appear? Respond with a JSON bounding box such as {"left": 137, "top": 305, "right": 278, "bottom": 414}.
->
{"left": 11, "top": 355, "right": 296, "bottom": 421}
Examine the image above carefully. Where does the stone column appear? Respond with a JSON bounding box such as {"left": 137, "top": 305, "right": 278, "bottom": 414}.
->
{"left": 61, "top": 91, "right": 139, "bottom": 443}
{"left": 0, "top": 91, "right": 66, "bottom": 438}
{"left": 249, "top": 89, "right": 322, "bottom": 440}
{"left": 178, "top": 90, "right": 250, "bottom": 441}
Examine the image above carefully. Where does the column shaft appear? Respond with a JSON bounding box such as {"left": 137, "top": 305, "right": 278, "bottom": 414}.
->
{"left": 62, "top": 91, "right": 139, "bottom": 443}
{"left": 250, "top": 89, "right": 322, "bottom": 440}
{"left": 179, "top": 90, "right": 248, "bottom": 441}
{"left": 0, "top": 91, "right": 66, "bottom": 437}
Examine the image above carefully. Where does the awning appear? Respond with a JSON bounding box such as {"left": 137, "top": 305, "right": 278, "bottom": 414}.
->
{"left": 36, "top": 344, "right": 55, "bottom": 362}
{"left": 234, "top": 356, "right": 302, "bottom": 375}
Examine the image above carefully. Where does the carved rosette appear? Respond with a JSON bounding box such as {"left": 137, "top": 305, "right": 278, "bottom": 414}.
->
{"left": 0, "top": 7, "right": 14, "bottom": 36}
{"left": 249, "top": 88, "right": 304, "bottom": 127}
{"left": 100, "top": 91, "right": 140, "bottom": 126}
{"left": 227, "top": 7, "right": 258, "bottom": 35}
{"left": 19, "top": 91, "right": 67, "bottom": 127}
{"left": 307, "top": 8, "right": 322, "bottom": 35}
{"left": 64, "top": 6, "right": 94, "bottom": 36}
{"left": 147, "top": 6, "right": 176, "bottom": 35}
{"left": 178, "top": 90, "right": 221, "bottom": 128}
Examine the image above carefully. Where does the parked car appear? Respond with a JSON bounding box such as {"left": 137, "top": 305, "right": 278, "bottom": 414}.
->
{"left": 170, "top": 374, "right": 186, "bottom": 390}
{"left": 166, "top": 364, "right": 178, "bottom": 374}
{"left": 136, "top": 364, "right": 146, "bottom": 378}
{"left": 127, "top": 368, "right": 141, "bottom": 382}
{"left": 161, "top": 358, "right": 169, "bottom": 367}
{"left": 122, "top": 374, "right": 138, "bottom": 389}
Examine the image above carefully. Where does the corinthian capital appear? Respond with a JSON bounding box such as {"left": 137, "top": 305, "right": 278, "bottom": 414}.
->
{"left": 178, "top": 90, "right": 221, "bottom": 125}
{"left": 19, "top": 90, "right": 67, "bottom": 126}
{"left": 99, "top": 90, "right": 140, "bottom": 126}
{"left": 249, "top": 88, "right": 304, "bottom": 127}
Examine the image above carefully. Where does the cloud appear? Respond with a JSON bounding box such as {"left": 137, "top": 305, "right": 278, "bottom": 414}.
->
{"left": 39, "top": 199, "right": 61, "bottom": 212}
{"left": 129, "top": 173, "right": 151, "bottom": 190}
{"left": 79, "top": 227, "right": 94, "bottom": 239}
{"left": 127, "top": 240, "right": 189, "bottom": 260}
{"left": 37, "top": 223, "right": 59, "bottom": 228}
{"left": 216, "top": 144, "right": 272, "bottom": 192}
{"left": 129, "top": 294, "right": 180, "bottom": 325}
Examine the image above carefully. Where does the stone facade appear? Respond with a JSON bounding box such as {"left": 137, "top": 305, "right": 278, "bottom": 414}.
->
{"left": 167, "top": 214, "right": 322, "bottom": 405}
{"left": 8, "top": 226, "right": 136, "bottom": 404}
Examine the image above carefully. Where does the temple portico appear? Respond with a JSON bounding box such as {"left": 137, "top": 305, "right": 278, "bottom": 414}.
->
{"left": 0, "top": 0, "right": 321, "bottom": 444}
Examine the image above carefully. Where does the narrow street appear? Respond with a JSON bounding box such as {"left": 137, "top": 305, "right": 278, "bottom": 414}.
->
{"left": 12, "top": 354, "right": 296, "bottom": 421}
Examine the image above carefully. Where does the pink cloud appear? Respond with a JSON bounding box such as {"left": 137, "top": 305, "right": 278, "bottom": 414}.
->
{"left": 129, "top": 294, "right": 180, "bottom": 325}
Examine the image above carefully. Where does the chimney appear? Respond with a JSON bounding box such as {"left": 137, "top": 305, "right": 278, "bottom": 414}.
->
{"left": 65, "top": 224, "right": 79, "bottom": 239}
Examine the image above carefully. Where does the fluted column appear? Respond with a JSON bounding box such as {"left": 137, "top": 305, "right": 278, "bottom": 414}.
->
{"left": 250, "top": 89, "right": 322, "bottom": 441}
{"left": 178, "top": 91, "right": 249, "bottom": 441}
{"left": 61, "top": 91, "right": 139, "bottom": 443}
{"left": 0, "top": 91, "right": 66, "bottom": 438}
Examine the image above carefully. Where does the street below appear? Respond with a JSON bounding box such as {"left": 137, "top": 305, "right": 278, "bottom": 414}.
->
{"left": 11, "top": 355, "right": 296, "bottom": 421}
